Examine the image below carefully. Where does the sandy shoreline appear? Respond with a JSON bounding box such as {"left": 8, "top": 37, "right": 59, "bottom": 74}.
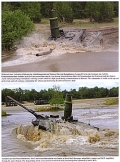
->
{"left": 2, "top": 97, "right": 118, "bottom": 112}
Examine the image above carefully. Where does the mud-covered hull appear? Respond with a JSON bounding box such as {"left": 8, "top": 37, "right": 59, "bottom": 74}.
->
{"left": 32, "top": 117, "right": 99, "bottom": 132}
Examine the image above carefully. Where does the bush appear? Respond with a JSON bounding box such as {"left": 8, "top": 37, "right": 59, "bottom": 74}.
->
{"left": 2, "top": 9, "right": 34, "bottom": 50}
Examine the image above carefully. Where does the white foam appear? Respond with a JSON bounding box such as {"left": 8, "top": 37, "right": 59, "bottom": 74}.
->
{"left": 2, "top": 32, "right": 104, "bottom": 67}
{"left": 15, "top": 122, "right": 118, "bottom": 153}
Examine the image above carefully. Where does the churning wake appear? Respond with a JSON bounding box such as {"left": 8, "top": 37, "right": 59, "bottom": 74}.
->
{"left": 14, "top": 121, "right": 118, "bottom": 154}
{"left": 2, "top": 32, "right": 103, "bottom": 67}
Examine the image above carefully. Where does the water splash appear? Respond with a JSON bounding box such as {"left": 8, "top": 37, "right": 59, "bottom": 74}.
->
{"left": 14, "top": 120, "right": 119, "bottom": 154}
{"left": 2, "top": 32, "right": 103, "bottom": 67}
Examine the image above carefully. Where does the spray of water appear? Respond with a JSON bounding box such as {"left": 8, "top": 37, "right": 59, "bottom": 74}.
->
{"left": 2, "top": 32, "right": 103, "bottom": 67}
{"left": 15, "top": 120, "right": 119, "bottom": 153}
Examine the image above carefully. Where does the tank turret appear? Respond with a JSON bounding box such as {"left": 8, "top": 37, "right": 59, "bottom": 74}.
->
{"left": 7, "top": 95, "right": 99, "bottom": 131}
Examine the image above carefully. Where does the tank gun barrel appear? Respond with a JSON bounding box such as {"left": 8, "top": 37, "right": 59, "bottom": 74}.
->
{"left": 7, "top": 96, "right": 47, "bottom": 119}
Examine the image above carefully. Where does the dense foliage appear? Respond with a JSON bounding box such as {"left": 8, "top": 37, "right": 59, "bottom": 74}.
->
{"left": 71, "top": 2, "right": 87, "bottom": 19}
{"left": 2, "top": 2, "right": 118, "bottom": 50}
{"left": 2, "top": 86, "right": 119, "bottom": 103}
{"left": 19, "top": 2, "right": 42, "bottom": 23}
{"left": 49, "top": 85, "right": 64, "bottom": 108}
{"left": 2, "top": 10, "right": 34, "bottom": 50}
{"left": 2, "top": 2, "right": 118, "bottom": 23}
{"left": 85, "top": 2, "right": 115, "bottom": 22}
{"left": 53, "top": 2, "right": 73, "bottom": 23}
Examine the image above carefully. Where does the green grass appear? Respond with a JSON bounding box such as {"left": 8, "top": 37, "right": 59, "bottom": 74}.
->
{"left": 104, "top": 98, "right": 118, "bottom": 105}
{"left": 2, "top": 110, "right": 7, "bottom": 116}
{"left": 65, "top": 18, "right": 118, "bottom": 29}
{"left": 39, "top": 18, "right": 118, "bottom": 29}
{"left": 34, "top": 106, "right": 64, "bottom": 112}
{"left": 41, "top": 18, "right": 50, "bottom": 24}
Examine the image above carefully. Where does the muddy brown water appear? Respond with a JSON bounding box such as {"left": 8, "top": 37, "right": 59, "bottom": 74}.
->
{"left": 2, "top": 107, "right": 118, "bottom": 157}
{"left": 2, "top": 50, "right": 118, "bottom": 72}
{"left": 2, "top": 27, "right": 118, "bottom": 72}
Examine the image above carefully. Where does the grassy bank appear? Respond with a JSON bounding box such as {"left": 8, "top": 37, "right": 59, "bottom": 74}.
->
{"left": 71, "top": 18, "right": 118, "bottom": 29}
{"left": 39, "top": 18, "right": 118, "bottom": 29}
{"left": 104, "top": 97, "right": 118, "bottom": 105}
{"left": 34, "top": 106, "right": 64, "bottom": 112}
{"left": 2, "top": 110, "right": 7, "bottom": 116}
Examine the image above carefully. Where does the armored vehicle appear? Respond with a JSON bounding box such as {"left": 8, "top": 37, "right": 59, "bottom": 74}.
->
{"left": 34, "top": 98, "right": 49, "bottom": 105}
{"left": 5, "top": 100, "right": 17, "bottom": 106}
{"left": 7, "top": 94, "right": 99, "bottom": 131}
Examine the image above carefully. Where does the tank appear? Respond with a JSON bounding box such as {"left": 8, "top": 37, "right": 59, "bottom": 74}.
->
{"left": 48, "top": 9, "right": 103, "bottom": 47}
{"left": 64, "top": 93, "right": 72, "bottom": 120}
{"left": 49, "top": 9, "right": 60, "bottom": 38}
{"left": 34, "top": 98, "right": 49, "bottom": 105}
{"left": 5, "top": 100, "right": 17, "bottom": 106}
{"left": 7, "top": 95, "right": 99, "bottom": 131}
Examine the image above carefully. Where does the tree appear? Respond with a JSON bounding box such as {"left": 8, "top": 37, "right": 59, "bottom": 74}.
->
{"left": 2, "top": 9, "right": 34, "bottom": 50}
{"left": 85, "top": 2, "right": 101, "bottom": 22}
{"left": 101, "top": 2, "right": 115, "bottom": 22}
{"left": 19, "top": 2, "right": 42, "bottom": 23}
{"left": 114, "top": 2, "right": 118, "bottom": 17}
{"left": 108, "top": 87, "right": 118, "bottom": 97}
{"left": 2, "top": 86, "right": 118, "bottom": 104}
{"left": 53, "top": 2, "right": 73, "bottom": 23}
{"left": 29, "top": 89, "right": 38, "bottom": 101}
{"left": 13, "top": 87, "right": 24, "bottom": 102}
{"left": 71, "top": 2, "right": 87, "bottom": 19}
{"left": 2, "top": 88, "right": 15, "bottom": 102}
{"left": 78, "top": 87, "right": 89, "bottom": 99}
{"left": 40, "top": 2, "right": 54, "bottom": 18}
{"left": 38, "top": 89, "right": 50, "bottom": 100}
{"left": 99, "top": 87, "right": 108, "bottom": 97}
{"left": 62, "top": 89, "right": 69, "bottom": 98}
{"left": 49, "top": 85, "right": 64, "bottom": 109}
{"left": 70, "top": 88, "right": 79, "bottom": 99}
{"left": 85, "top": 2, "right": 115, "bottom": 22}
{"left": 22, "top": 89, "right": 31, "bottom": 101}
